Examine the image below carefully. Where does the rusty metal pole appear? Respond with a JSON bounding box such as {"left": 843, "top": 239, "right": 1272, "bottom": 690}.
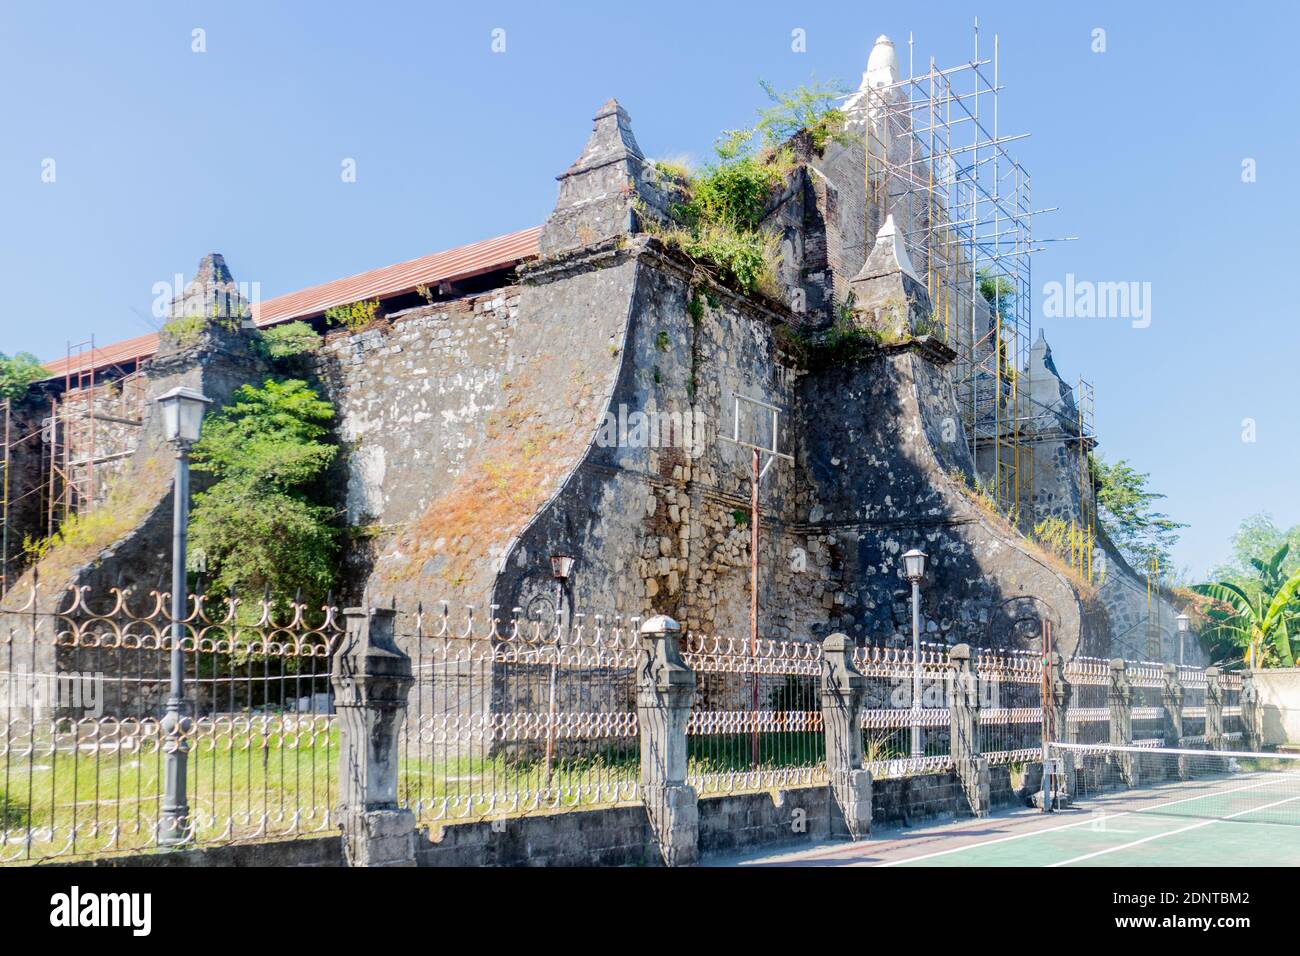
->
{"left": 750, "top": 447, "right": 760, "bottom": 769}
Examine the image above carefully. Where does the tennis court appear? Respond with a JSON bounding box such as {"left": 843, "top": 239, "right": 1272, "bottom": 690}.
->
{"left": 722, "top": 744, "right": 1300, "bottom": 867}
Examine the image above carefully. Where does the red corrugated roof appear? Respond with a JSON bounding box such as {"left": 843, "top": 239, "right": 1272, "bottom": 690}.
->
{"left": 43, "top": 225, "right": 542, "bottom": 380}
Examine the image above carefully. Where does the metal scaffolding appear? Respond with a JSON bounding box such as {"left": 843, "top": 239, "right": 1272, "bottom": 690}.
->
{"left": 846, "top": 22, "right": 1091, "bottom": 540}
{"left": 0, "top": 338, "right": 147, "bottom": 593}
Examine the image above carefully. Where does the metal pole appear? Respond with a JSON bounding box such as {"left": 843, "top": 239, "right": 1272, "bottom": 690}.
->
{"left": 1, "top": 398, "right": 10, "bottom": 593}
{"left": 910, "top": 578, "right": 922, "bottom": 758}
{"left": 543, "top": 577, "right": 562, "bottom": 787}
{"left": 160, "top": 442, "right": 191, "bottom": 845}
{"left": 750, "top": 447, "right": 760, "bottom": 769}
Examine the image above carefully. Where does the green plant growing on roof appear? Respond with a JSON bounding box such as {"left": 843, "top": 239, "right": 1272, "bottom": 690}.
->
{"left": 325, "top": 299, "right": 381, "bottom": 332}
{"left": 256, "top": 321, "right": 322, "bottom": 361}
{"left": 755, "top": 79, "right": 852, "bottom": 154}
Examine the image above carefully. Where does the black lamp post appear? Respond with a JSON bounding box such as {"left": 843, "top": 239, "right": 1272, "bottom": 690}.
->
{"left": 156, "top": 385, "right": 211, "bottom": 846}
{"left": 902, "top": 548, "right": 927, "bottom": 759}
{"left": 543, "top": 554, "right": 575, "bottom": 787}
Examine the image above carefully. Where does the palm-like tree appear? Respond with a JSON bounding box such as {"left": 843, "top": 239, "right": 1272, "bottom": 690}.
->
{"left": 1192, "top": 544, "right": 1300, "bottom": 667}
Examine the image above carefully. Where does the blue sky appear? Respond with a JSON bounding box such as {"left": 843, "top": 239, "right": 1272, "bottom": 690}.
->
{"left": 1, "top": 1, "right": 1296, "bottom": 578}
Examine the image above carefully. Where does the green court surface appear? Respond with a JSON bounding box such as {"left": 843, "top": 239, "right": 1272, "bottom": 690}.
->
{"left": 722, "top": 770, "right": 1300, "bottom": 868}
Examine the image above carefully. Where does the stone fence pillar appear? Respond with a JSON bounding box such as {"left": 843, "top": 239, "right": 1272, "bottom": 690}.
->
{"left": 819, "top": 633, "right": 872, "bottom": 839}
{"left": 1241, "top": 670, "right": 1262, "bottom": 752}
{"left": 947, "top": 644, "right": 990, "bottom": 817}
{"left": 1161, "top": 664, "right": 1184, "bottom": 748}
{"left": 1041, "top": 650, "right": 1074, "bottom": 806}
{"left": 1162, "top": 664, "right": 1189, "bottom": 779}
{"left": 1109, "top": 658, "right": 1138, "bottom": 787}
{"left": 637, "top": 615, "right": 698, "bottom": 866}
{"left": 332, "top": 607, "right": 417, "bottom": 867}
{"left": 1205, "top": 667, "right": 1224, "bottom": 751}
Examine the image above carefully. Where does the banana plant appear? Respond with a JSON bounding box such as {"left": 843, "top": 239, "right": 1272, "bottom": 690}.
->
{"left": 1192, "top": 544, "right": 1300, "bottom": 667}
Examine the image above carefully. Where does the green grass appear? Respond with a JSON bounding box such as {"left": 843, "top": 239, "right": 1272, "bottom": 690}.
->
{"left": 2, "top": 726, "right": 838, "bottom": 862}
{"left": 0, "top": 723, "right": 338, "bottom": 864}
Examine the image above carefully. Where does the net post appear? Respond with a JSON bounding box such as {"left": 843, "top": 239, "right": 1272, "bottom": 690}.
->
{"left": 1204, "top": 666, "right": 1229, "bottom": 774}
{"left": 1162, "top": 663, "right": 1189, "bottom": 780}
{"left": 1108, "top": 658, "right": 1139, "bottom": 787}
{"left": 1039, "top": 650, "right": 1073, "bottom": 809}
{"left": 1205, "top": 666, "right": 1224, "bottom": 750}
{"left": 947, "top": 644, "right": 990, "bottom": 817}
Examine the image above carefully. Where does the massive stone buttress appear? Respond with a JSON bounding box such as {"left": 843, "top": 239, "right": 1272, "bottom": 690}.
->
{"left": 483, "top": 98, "right": 1106, "bottom": 656}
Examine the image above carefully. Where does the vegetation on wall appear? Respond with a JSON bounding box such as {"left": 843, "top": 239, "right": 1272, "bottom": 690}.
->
{"left": 19, "top": 456, "right": 171, "bottom": 583}
{"left": 0, "top": 351, "right": 47, "bottom": 401}
{"left": 255, "top": 321, "right": 322, "bottom": 361}
{"left": 161, "top": 315, "right": 208, "bottom": 348}
{"left": 189, "top": 378, "right": 339, "bottom": 608}
{"left": 642, "top": 82, "right": 848, "bottom": 300}
{"left": 755, "top": 79, "right": 851, "bottom": 153}
{"left": 324, "top": 299, "right": 381, "bottom": 332}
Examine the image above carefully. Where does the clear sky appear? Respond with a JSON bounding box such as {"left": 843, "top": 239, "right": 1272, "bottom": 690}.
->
{"left": 1, "top": 1, "right": 1296, "bottom": 578}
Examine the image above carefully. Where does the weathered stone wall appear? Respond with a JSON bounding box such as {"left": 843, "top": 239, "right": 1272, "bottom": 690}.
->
{"left": 488, "top": 233, "right": 1099, "bottom": 656}
{"left": 42, "top": 836, "right": 342, "bottom": 868}
{"left": 0, "top": 391, "right": 51, "bottom": 588}
{"left": 312, "top": 289, "right": 522, "bottom": 602}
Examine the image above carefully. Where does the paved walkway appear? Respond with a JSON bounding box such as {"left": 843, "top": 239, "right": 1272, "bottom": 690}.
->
{"left": 710, "top": 772, "right": 1300, "bottom": 867}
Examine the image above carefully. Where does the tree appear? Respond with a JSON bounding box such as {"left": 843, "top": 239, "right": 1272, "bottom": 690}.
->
{"left": 976, "top": 268, "right": 1016, "bottom": 319}
{"left": 1089, "top": 454, "right": 1185, "bottom": 570}
{"left": 1209, "top": 513, "right": 1300, "bottom": 599}
{"left": 189, "top": 378, "right": 339, "bottom": 608}
{"left": 1192, "top": 544, "right": 1300, "bottom": 668}
{"left": 0, "top": 351, "right": 47, "bottom": 401}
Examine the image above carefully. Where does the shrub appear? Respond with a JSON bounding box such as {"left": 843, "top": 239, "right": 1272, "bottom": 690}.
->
{"left": 756, "top": 79, "right": 852, "bottom": 154}
{"left": 324, "top": 299, "right": 380, "bottom": 332}
{"left": 256, "top": 321, "right": 321, "bottom": 360}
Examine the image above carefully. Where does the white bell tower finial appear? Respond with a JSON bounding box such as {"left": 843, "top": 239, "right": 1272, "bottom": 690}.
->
{"left": 865, "top": 35, "right": 899, "bottom": 90}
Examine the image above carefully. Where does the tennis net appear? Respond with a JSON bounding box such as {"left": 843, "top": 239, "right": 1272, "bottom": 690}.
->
{"left": 1045, "top": 742, "right": 1300, "bottom": 826}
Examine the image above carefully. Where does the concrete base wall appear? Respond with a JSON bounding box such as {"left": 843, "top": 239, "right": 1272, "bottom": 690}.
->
{"left": 34, "top": 767, "right": 1042, "bottom": 868}
{"left": 38, "top": 836, "right": 342, "bottom": 868}
{"left": 1253, "top": 668, "right": 1300, "bottom": 746}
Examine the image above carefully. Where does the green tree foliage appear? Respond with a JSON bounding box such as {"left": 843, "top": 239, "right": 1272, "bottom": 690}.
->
{"left": 755, "top": 79, "right": 851, "bottom": 153}
{"left": 644, "top": 81, "right": 848, "bottom": 299}
{"left": 0, "top": 351, "right": 47, "bottom": 400}
{"left": 1192, "top": 544, "right": 1300, "bottom": 668}
{"left": 256, "top": 321, "right": 322, "bottom": 360}
{"left": 1209, "top": 513, "right": 1300, "bottom": 598}
{"left": 976, "top": 268, "right": 1016, "bottom": 318}
{"left": 1089, "top": 454, "right": 1185, "bottom": 569}
{"left": 189, "top": 378, "right": 339, "bottom": 606}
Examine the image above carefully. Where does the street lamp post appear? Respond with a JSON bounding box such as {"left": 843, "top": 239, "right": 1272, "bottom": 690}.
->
{"left": 543, "top": 554, "right": 575, "bottom": 787}
{"left": 156, "top": 386, "right": 211, "bottom": 846}
{"left": 902, "top": 548, "right": 927, "bottom": 759}
{"left": 1176, "top": 613, "right": 1190, "bottom": 667}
